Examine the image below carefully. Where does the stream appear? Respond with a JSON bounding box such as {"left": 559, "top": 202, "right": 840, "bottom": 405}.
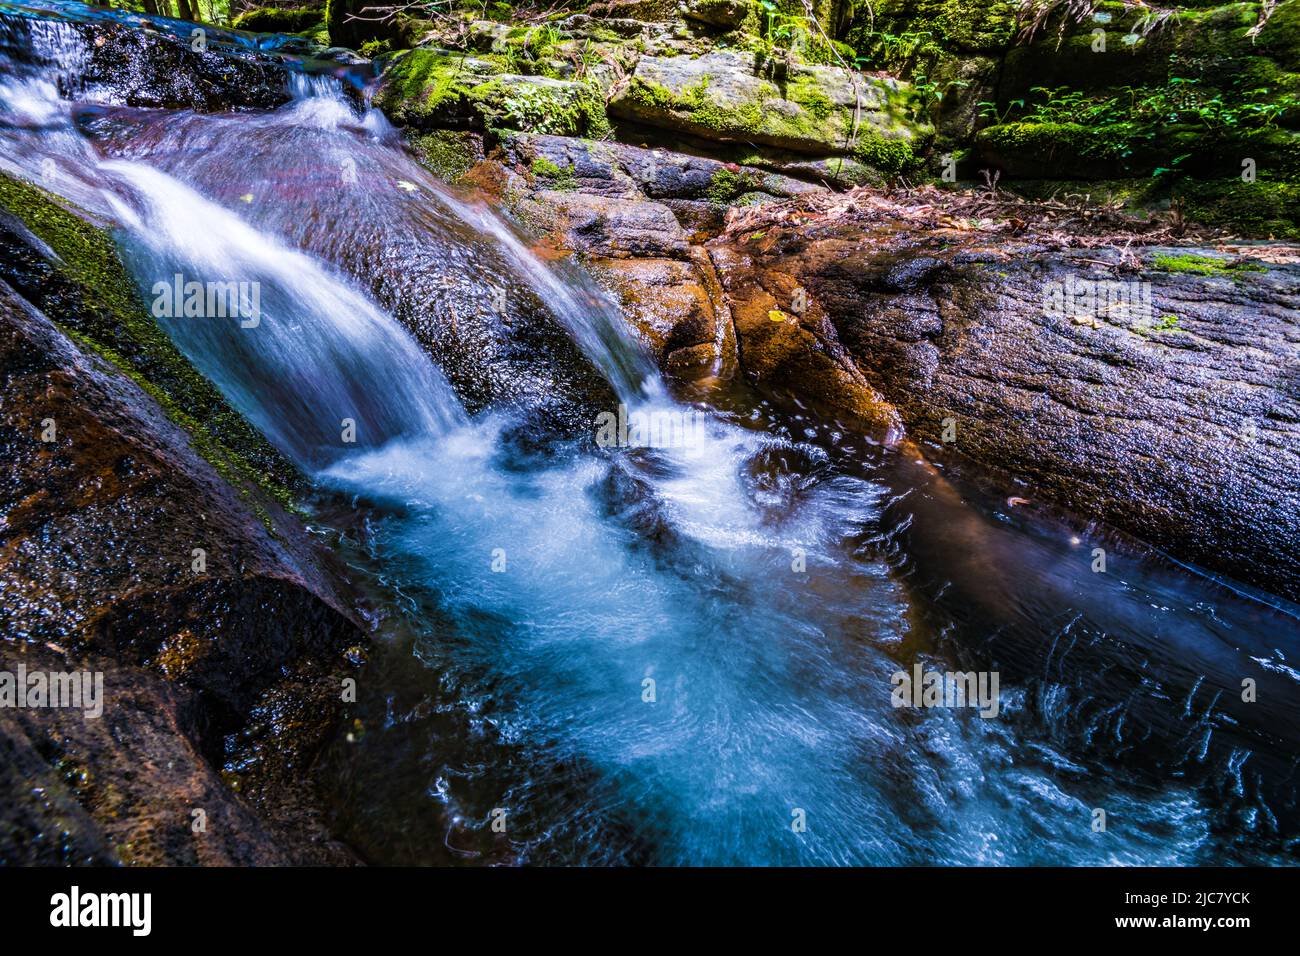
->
{"left": 2, "top": 3, "right": 1298, "bottom": 865}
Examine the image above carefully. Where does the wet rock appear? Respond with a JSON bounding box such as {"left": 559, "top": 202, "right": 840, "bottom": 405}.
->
{"left": 586, "top": 252, "right": 734, "bottom": 376}
{"left": 0, "top": 177, "right": 367, "bottom": 864}
{"left": 716, "top": 216, "right": 1300, "bottom": 600}
{"left": 518, "top": 190, "right": 692, "bottom": 259}
{"left": 0, "top": 12, "right": 292, "bottom": 112}
{"left": 0, "top": 278, "right": 366, "bottom": 864}
{"left": 708, "top": 242, "right": 901, "bottom": 431}
{"left": 0, "top": 640, "right": 288, "bottom": 865}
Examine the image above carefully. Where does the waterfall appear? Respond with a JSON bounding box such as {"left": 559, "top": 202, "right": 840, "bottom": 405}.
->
{"left": 3, "top": 2, "right": 1297, "bottom": 866}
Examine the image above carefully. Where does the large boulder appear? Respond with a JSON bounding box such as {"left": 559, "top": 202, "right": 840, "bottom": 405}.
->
{"left": 609, "top": 51, "right": 930, "bottom": 170}
{"left": 0, "top": 8, "right": 293, "bottom": 112}
{"left": 709, "top": 206, "right": 1300, "bottom": 600}
{"left": 374, "top": 49, "right": 613, "bottom": 138}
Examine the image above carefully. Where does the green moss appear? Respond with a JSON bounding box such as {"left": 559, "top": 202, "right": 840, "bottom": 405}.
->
{"left": 378, "top": 50, "right": 611, "bottom": 138}
{"left": 982, "top": 119, "right": 1123, "bottom": 158}
{"left": 0, "top": 173, "right": 303, "bottom": 515}
{"left": 788, "top": 76, "right": 834, "bottom": 120}
{"left": 530, "top": 156, "right": 578, "bottom": 189}
{"left": 470, "top": 77, "right": 612, "bottom": 138}
{"left": 626, "top": 75, "right": 781, "bottom": 140}
{"left": 359, "top": 38, "right": 392, "bottom": 59}
{"left": 1176, "top": 177, "right": 1300, "bottom": 240}
{"left": 705, "top": 167, "right": 761, "bottom": 203}
{"left": 232, "top": 6, "right": 324, "bottom": 34}
{"left": 852, "top": 133, "right": 916, "bottom": 173}
{"left": 408, "top": 130, "right": 480, "bottom": 183}
{"left": 849, "top": 0, "right": 1020, "bottom": 70}
{"left": 376, "top": 50, "right": 479, "bottom": 126}
{"left": 1151, "top": 252, "right": 1266, "bottom": 275}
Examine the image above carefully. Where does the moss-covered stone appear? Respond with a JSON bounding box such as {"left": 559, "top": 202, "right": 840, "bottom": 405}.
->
{"left": 376, "top": 49, "right": 612, "bottom": 138}
{"left": 1151, "top": 250, "right": 1267, "bottom": 275}
{"left": 0, "top": 173, "right": 304, "bottom": 511}
{"left": 1176, "top": 177, "right": 1300, "bottom": 240}
{"left": 470, "top": 74, "right": 613, "bottom": 138}
{"left": 232, "top": 6, "right": 325, "bottom": 34}
{"left": 609, "top": 50, "right": 929, "bottom": 169}
{"left": 407, "top": 129, "right": 486, "bottom": 183}
{"left": 976, "top": 120, "right": 1130, "bottom": 178}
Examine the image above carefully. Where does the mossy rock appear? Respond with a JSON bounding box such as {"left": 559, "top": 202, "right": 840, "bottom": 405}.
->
{"left": 975, "top": 121, "right": 1135, "bottom": 178}
{"left": 232, "top": 6, "right": 325, "bottom": 34}
{"left": 374, "top": 50, "right": 500, "bottom": 128}
{"left": 850, "top": 0, "right": 1020, "bottom": 59}
{"left": 0, "top": 172, "right": 303, "bottom": 508}
{"left": 1176, "top": 177, "right": 1300, "bottom": 239}
{"left": 683, "top": 0, "right": 759, "bottom": 29}
{"left": 407, "top": 129, "right": 486, "bottom": 183}
{"left": 997, "top": 2, "right": 1280, "bottom": 99}
{"left": 609, "top": 51, "right": 929, "bottom": 170}
{"left": 376, "top": 49, "right": 612, "bottom": 138}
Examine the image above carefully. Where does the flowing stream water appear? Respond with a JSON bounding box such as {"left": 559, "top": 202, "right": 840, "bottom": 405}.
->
{"left": 2, "top": 4, "right": 1298, "bottom": 865}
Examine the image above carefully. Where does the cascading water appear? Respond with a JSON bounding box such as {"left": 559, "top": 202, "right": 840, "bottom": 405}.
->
{"left": 2, "top": 4, "right": 1298, "bottom": 865}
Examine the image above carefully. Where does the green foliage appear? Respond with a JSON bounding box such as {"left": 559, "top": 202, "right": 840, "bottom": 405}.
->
{"left": 981, "top": 77, "right": 1300, "bottom": 160}
{"left": 359, "top": 38, "right": 392, "bottom": 58}
{"left": 748, "top": 0, "right": 841, "bottom": 65}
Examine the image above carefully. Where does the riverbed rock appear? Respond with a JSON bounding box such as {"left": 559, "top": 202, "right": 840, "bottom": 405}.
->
{"left": 709, "top": 241, "right": 902, "bottom": 430}
{"left": 0, "top": 9, "right": 293, "bottom": 112}
{"left": 0, "top": 179, "right": 367, "bottom": 864}
{"left": 586, "top": 251, "right": 735, "bottom": 376}
{"left": 712, "top": 211, "right": 1300, "bottom": 600}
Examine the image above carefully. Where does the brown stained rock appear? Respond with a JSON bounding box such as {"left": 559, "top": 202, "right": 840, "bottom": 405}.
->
{"left": 709, "top": 217, "right": 1300, "bottom": 601}
{"left": 707, "top": 243, "right": 902, "bottom": 432}
{"left": 586, "top": 251, "right": 735, "bottom": 378}
{"left": 0, "top": 281, "right": 365, "bottom": 864}
{"left": 0, "top": 642, "right": 291, "bottom": 866}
